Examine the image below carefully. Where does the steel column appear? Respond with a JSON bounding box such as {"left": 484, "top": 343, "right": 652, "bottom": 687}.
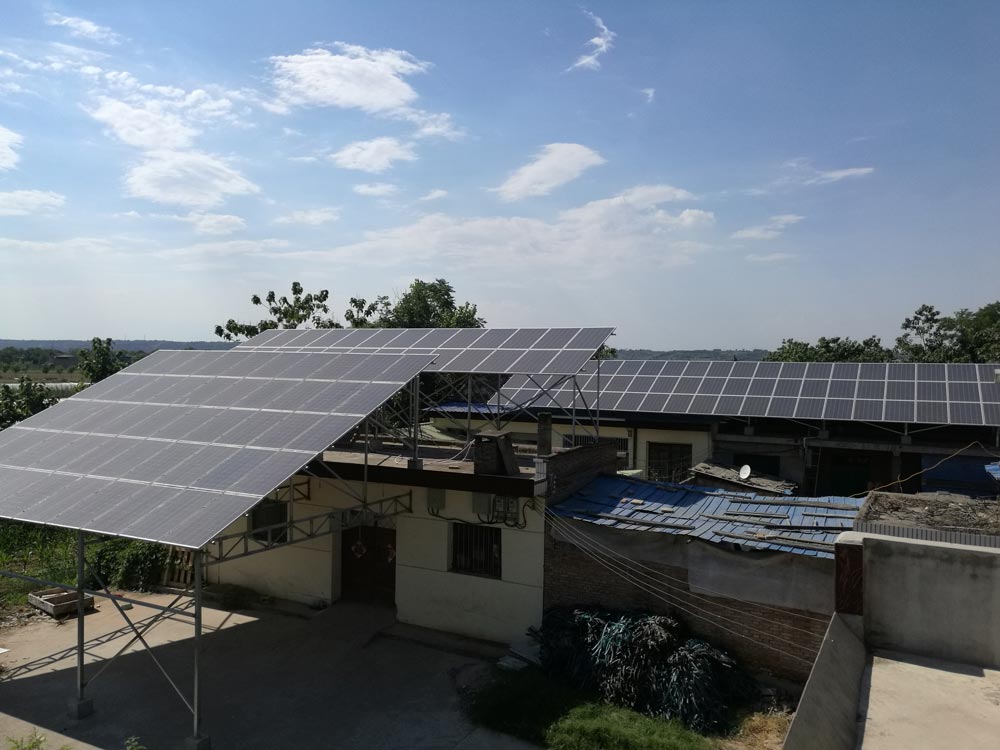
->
{"left": 68, "top": 529, "right": 93, "bottom": 718}
{"left": 596, "top": 357, "right": 601, "bottom": 439}
{"left": 409, "top": 377, "right": 421, "bottom": 468}
{"left": 190, "top": 549, "right": 209, "bottom": 748}
{"left": 466, "top": 376, "right": 473, "bottom": 442}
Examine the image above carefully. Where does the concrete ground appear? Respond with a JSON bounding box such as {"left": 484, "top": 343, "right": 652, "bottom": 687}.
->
{"left": 0, "top": 594, "right": 533, "bottom": 750}
{"left": 857, "top": 650, "right": 1000, "bottom": 749}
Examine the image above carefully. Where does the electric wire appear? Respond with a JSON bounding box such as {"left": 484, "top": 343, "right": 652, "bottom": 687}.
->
{"left": 532, "top": 505, "right": 817, "bottom": 664}
{"left": 849, "top": 440, "right": 1000, "bottom": 498}
{"left": 541, "top": 504, "right": 830, "bottom": 626}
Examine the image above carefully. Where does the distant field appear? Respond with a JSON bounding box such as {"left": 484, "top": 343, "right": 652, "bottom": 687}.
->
{"left": 0, "top": 369, "right": 79, "bottom": 385}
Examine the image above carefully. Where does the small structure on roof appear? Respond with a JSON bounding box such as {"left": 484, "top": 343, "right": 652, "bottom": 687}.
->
{"left": 550, "top": 475, "right": 861, "bottom": 558}
{"left": 684, "top": 460, "right": 797, "bottom": 496}
{"left": 855, "top": 490, "right": 1000, "bottom": 546}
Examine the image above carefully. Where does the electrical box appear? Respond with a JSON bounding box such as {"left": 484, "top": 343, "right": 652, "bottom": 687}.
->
{"left": 427, "top": 487, "right": 446, "bottom": 512}
{"left": 472, "top": 492, "right": 492, "bottom": 515}
{"left": 493, "top": 496, "right": 520, "bottom": 523}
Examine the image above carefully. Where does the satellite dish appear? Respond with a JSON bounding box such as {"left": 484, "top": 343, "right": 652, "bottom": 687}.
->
{"left": 739, "top": 464, "right": 752, "bottom": 480}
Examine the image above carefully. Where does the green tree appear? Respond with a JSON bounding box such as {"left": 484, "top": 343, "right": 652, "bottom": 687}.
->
{"left": 766, "top": 335, "right": 893, "bottom": 362}
{"left": 381, "top": 279, "right": 484, "bottom": 328}
{"left": 0, "top": 378, "right": 56, "bottom": 429}
{"left": 896, "top": 302, "right": 1000, "bottom": 362}
{"left": 594, "top": 344, "right": 618, "bottom": 360}
{"left": 78, "top": 338, "right": 130, "bottom": 384}
{"left": 214, "top": 282, "right": 342, "bottom": 341}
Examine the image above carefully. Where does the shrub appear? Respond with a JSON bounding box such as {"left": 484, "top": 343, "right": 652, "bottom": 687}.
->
{"left": 89, "top": 540, "right": 167, "bottom": 591}
{"left": 546, "top": 703, "right": 713, "bottom": 750}
{"left": 530, "top": 607, "right": 751, "bottom": 733}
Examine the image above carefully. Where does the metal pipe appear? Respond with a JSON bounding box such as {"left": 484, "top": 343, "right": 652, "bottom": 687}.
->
{"left": 76, "top": 529, "right": 86, "bottom": 704}
{"left": 596, "top": 357, "right": 601, "bottom": 439}
{"left": 571, "top": 374, "right": 577, "bottom": 443}
{"left": 192, "top": 550, "right": 203, "bottom": 740}
{"left": 495, "top": 374, "right": 502, "bottom": 430}
{"left": 411, "top": 376, "right": 420, "bottom": 461}
{"left": 466, "top": 376, "right": 473, "bottom": 441}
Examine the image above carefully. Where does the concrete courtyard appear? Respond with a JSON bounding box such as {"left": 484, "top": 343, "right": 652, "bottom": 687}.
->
{"left": 0, "top": 594, "right": 531, "bottom": 750}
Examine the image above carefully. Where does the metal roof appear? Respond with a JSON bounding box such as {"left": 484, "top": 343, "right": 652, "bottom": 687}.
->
{"left": 0, "top": 349, "right": 433, "bottom": 549}
{"left": 501, "top": 359, "right": 1000, "bottom": 426}
{"left": 550, "top": 475, "right": 863, "bottom": 558}
{"left": 236, "top": 327, "right": 615, "bottom": 375}
{"left": 987, "top": 463, "right": 1000, "bottom": 482}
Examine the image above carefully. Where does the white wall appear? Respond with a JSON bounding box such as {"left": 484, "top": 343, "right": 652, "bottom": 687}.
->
{"left": 209, "top": 474, "right": 545, "bottom": 645}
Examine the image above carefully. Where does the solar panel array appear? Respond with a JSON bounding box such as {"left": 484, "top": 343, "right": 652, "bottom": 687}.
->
{"left": 500, "top": 360, "right": 1000, "bottom": 426}
{"left": 0, "top": 349, "right": 433, "bottom": 548}
{"left": 236, "top": 327, "right": 615, "bottom": 375}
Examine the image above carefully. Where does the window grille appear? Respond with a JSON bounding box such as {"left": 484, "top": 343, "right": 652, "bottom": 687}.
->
{"left": 451, "top": 523, "right": 502, "bottom": 578}
{"left": 250, "top": 499, "right": 288, "bottom": 544}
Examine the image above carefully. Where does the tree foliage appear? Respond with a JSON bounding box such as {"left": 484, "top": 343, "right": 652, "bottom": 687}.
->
{"left": 0, "top": 378, "right": 56, "bottom": 429}
{"left": 768, "top": 300, "right": 1000, "bottom": 363}
{"left": 77, "top": 338, "right": 130, "bottom": 384}
{"left": 216, "top": 278, "right": 484, "bottom": 340}
{"left": 215, "top": 282, "right": 341, "bottom": 341}
{"left": 895, "top": 302, "right": 1000, "bottom": 363}
{"left": 765, "top": 335, "right": 893, "bottom": 363}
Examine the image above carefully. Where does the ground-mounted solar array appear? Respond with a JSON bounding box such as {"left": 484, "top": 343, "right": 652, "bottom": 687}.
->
{"left": 501, "top": 359, "right": 1000, "bottom": 426}
{"left": 0, "top": 349, "right": 432, "bottom": 548}
{"left": 236, "top": 327, "right": 615, "bottom": 375}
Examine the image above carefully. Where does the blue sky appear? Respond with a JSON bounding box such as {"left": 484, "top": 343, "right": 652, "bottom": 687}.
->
{"left": 1, "top": 1, "right": 997, "bottom": 349}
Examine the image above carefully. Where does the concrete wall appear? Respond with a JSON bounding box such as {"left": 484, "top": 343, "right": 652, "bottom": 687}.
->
{"left": 783, "top": 614, "right": 866, "bottom": 750}
{"left": 543, "top": 521, "right": 832, "bottom": 681}
{"left": 432, "top": 416, "right": 712, "bottom": 471}
{"left": 210, "top": 474, "right": 545, "bottom": 645}
{"left": 863, "top": 534, "right": 1000, "bottom": 667}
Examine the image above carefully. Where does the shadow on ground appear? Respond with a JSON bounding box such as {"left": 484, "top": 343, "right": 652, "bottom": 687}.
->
{"left": 0, "top": 598, "right": 522, "bottom": 750}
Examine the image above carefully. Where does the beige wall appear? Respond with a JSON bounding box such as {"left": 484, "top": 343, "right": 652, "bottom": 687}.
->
{"left": 432, "top": 416, "right": 712, "bottom": 470}
{"left": 209, "top": 473, "right": 545, "bottom": 645}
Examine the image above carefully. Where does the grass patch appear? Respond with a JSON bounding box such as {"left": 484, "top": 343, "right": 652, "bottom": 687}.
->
{"left": 548, "top": 703, "right": 713, "bottom": 750}
{"left": 466, "top": 666, "right": 715, "bottom": 750}
{"left": 0, "top": 524, "right": 76, "bottom": 615}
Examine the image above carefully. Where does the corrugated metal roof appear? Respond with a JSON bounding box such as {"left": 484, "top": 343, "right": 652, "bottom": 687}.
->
{"left": 550, "top": 476, "right": 862, "bottom": 558}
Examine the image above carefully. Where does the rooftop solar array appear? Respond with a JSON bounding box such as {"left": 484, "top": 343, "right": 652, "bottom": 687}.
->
{"left": 500, "top": 359, "right": 1000, "bottom": 426}
{"left": 0, "top": 349, "right": 432, "bottom": 548}
{"left": 236, "top": 327, "right": 615, "bottom": 375}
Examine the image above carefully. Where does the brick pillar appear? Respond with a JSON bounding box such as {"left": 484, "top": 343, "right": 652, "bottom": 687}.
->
{"left": 835, "top": 534, "right": 864, "bottom": 615}
{"left": 537, "top": 413, "right": 552, "bottom": 456}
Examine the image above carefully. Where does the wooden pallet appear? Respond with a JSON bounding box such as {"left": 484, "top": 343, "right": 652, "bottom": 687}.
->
{"left": 161, "top": 548, "right": 194, "bottom": 589}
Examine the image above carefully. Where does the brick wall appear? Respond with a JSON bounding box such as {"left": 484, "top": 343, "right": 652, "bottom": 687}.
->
{"left": 544, "top": 441, "right": 619, "bottom": 502}
{"left": 543, "top": 525, "right": 826, "bottom": 682}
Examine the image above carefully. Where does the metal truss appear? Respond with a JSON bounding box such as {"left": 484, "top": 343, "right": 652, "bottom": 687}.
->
{"left": 203, "top": 490, "right": 412, "bottom": 566}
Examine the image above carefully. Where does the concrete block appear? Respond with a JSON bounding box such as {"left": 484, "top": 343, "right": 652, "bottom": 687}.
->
{"left": 185, "top": 735, "right": 212, "bottom": 750}
{"left": 66, "top": 697, "right": 93, "bottom": 719}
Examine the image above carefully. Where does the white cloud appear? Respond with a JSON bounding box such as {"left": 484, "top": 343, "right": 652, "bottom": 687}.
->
{"left": 353, "top": 183, "right": 399, "bottom": 197}
{"left": 750, "top": 159, "right": 875, "bottom": 194}
{"left": 804, "top": 166, "right": 875, "bottom": 185}
{"left": 330, "top": 137, "right": 416, "bottom": 173}
{"left": 0, "top": 125, "right": 22, "bottom": 170}
{"left": 269, "top": 44, "right": 428, "bottom": 114}
{"left": 155, "top": 238, "right": 289, "bottom": 261}
{"left": 493, "top": 143, "right": 605, "bottom": 202}
{"left": 568, "top": 11, "right": 616, "bottom": 71}
{"left": 288, "top": 155, "right": 318, "bottom": 163}
{"left": 273, "top": 208, "right": 339, "bottom": 225}
{"left": 124, "top": 150, "right": 259, "bottom": 207}
{"left": 731, "top": 214, "right": 803, "bottom": 240}
{"left": 267, "top": 44, "right": 460, "bottom": 139}
{"left": 0, "top": 190, "right": 65, "bottom": 216}
{"left": 86, "top": 96, "right": 199, "bottom": 149}
{"left": 183, "top": 212, "right": 246, "bottom": 235}
{"left": 284, "top": 183, "right": 709, "bottom": 277}
{"left": 747, "top": 252, "right": 796, "bottom": 263}
{"left": 418, "top": 189, "right": 448, "bottom": 202}
{"left": 641, "top": 88, "right": 655, "bottom": 103}
{"left": 44, "top": 13, "right": 122, "bottom": 45}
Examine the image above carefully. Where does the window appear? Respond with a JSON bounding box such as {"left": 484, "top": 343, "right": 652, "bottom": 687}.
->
{"left": 451, "top": 524, "right": 501, "bottom": 578}
{"left": 646, "top": 442, "right": 692, "bottom": 482}
{"left": 564, "top": 434, "right": 630, "bottom": 455}
{"left": 250, "top": 499, "right": 288, "bottom": 544}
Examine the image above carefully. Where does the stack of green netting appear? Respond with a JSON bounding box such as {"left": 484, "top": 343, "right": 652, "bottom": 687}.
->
{"left": 530, "top": 607, "right": 752, "bottom": 732}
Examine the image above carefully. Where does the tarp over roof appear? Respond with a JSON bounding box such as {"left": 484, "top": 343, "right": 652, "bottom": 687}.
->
{"left": 0, "top": 349, "right": 433, "bottom": 548}
{"left": 236, "top": 327, "right": 615, "bottom": 375}
{"left": 550, "top": 475, "right": 863, "bottom": 558}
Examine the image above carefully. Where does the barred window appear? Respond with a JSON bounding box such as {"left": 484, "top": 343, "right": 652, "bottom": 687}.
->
{"left": 250, "top": 499, "right": 288, "bottom": 544}
{"left": 451, "top": 524, "right": 501, "bottom": 579}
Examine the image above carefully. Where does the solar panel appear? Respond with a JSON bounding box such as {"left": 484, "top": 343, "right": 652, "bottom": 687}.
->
{"left": 0, "top": 349, "right": 432, "bottom": 548}
{"left": 497, "top": 359, "right": 1000, "bottom": 427}
{"left": 235, "top": 326, "right": 615, "bottom": 375}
